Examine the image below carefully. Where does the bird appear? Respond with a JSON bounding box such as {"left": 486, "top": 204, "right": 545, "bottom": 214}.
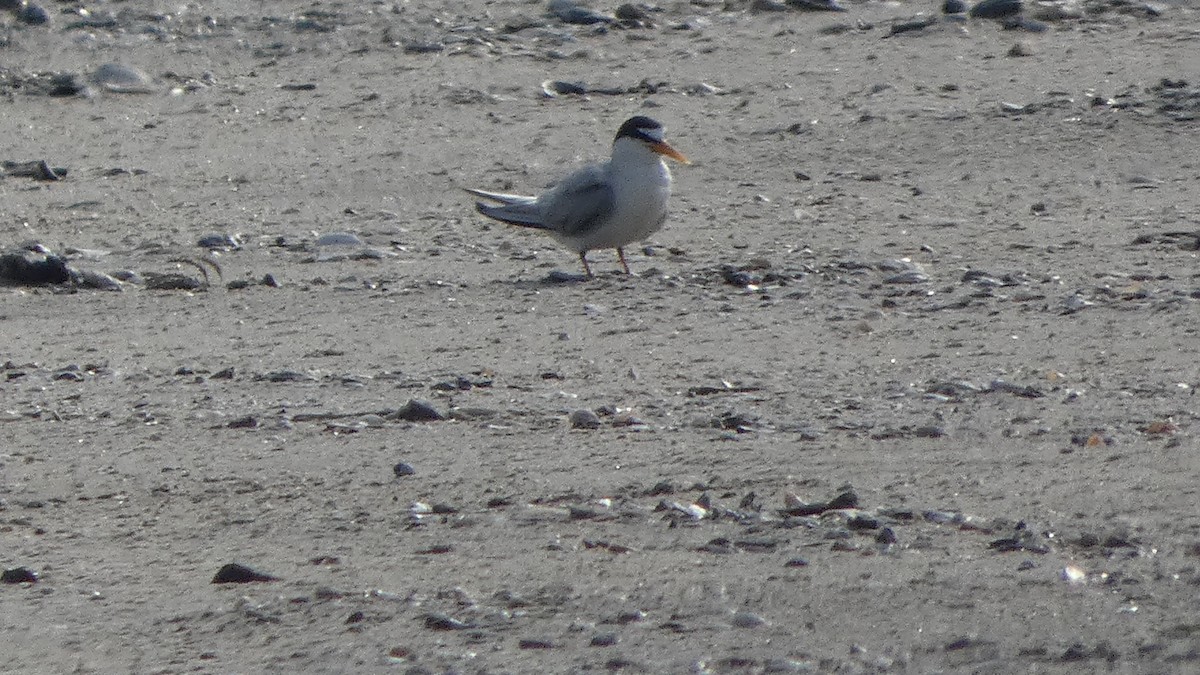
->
{"left": 466, "top": 115, "right": 689, "bottom": 278}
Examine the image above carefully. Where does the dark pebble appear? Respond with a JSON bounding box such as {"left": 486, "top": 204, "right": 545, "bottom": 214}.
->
{"left": 48, "top": 73, "right": 87, "bottom": 97}
{"left": 615, "top": 610, "right": 646, "bottom": 624}
{"left": 393, "top": 462, "right": 416, "bottom": 477}
{"left": 847, "top": 514, "right": 880, "bottom": 530}
{"left": 211, "top": 562, "right": 279, "bottom": 584}
{"left": 424, "top": 612, "right": 473, "bottom": 630}
{"left": 943, "top": 0, "right": 967, "bottom": 13}
{"left": 197, "top": 233, "right": 239, "bottom": 250}
{"left": 518, "top": 638, "right": 556, "bottom": 649}
{"left": 970, "top": 0, "right": 1021, "bottom": 19}
{"left": 826, "top": 489, "right": 860, "bottom": 510}
{"left": 346, "top": 611, "right": 365, "bottom": 624}
{"left": 18, "top": 3, "right": 50, "bottom": 25}
{"left": 392, "top": 399, "right": 444, "bottom": 422}
{"left": 227, "top": 415, "right": 259, "bottom": 429}
{"left": 569, "top": 409, "right": 602, "bottom": 429}
{"left": 784, "top": 557, "right": 809, "bottom": 568}
{"left": 614, "top": 3, "right": 650, "bottom": 21}
{"left": 0, "top": 252, "right": 71, "bottom": 285}
{"left": 786, "top": 0, "right": 846, "bottom": 10}
{"left": 647, "top": 481, "right": 674, "bottom": 496}
{"left": 261, "top": 273, "right": 280, "bottom": 287}
{"left": 1, "top": 567, "right": 38, "bottom": 583}
{"left": 210, "top": 367, "right": 236, "bottom": 380}
{"left": 876, "top": 527, "right": 898, "bottom": 544}
{"left": 591, "top": 633, "right": 619, "bottom": 646}
{"left": 544, "top": 80, "right": 588, "bottom": 96}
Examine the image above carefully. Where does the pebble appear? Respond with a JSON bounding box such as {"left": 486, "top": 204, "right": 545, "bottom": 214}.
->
{"left": 1007, "top": 41, "right": 1034, "bottom": 57}
{"left": 542, "top": 80, "right": 588, "bottom": 97}
{"left": 91, "top": 63, "right": 155, "bottom": 94}
{"left": 970, "top": 0, "right": 1021, "bottom": 19}
{"left": 17, "top": 2, "right": 49, "bottom": 25}
{"left": 569, "top": 409, "right": 602, "bottom": 429}
{"left": 226, "top": 415, "right": 258, "bottom": 429}
{"left": 784, "top": 0, "right": 845, "bottom": 9}
{"left": 1, "top": 567, "right": 38, "bottom": 583}
{"left": 76, "top": 269, "right": 123, "bottom": 291}
{"left": 391, "top": 399, "right": 445, "bottom": 422}
{"left": 315, "top": 232, "right": 364, "bottom": 247}
{"left": 548, "top": 0, "right": 613, "bottom": 25}
{"left": 393, "top": 462, "right": 416, "bottom": 477}
{"left": 211, "top": 563, "right": 279, "bottom": 584}
{"left": 197, "top": 233, "right": 241, "bottom": 250}
{"left": 0, "top": 252, "right": 71, "bottom": 284}
{"left": 424, "top": 612, "right": 473, "bottom": 630}
{"left": 518, "top": 638, "right": 556, "bottom": 649}
{"left": 591, "top": 633, "right": 619, "bottom": 646}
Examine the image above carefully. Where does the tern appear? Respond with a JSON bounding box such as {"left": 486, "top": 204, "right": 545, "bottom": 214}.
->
{"left": 466, "top": 116, "right": 689, "bottom": 278}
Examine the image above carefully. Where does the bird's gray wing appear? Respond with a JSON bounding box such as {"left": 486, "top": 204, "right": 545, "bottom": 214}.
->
{"left": 540, "top": 165, "right": 615, "bottom": 237}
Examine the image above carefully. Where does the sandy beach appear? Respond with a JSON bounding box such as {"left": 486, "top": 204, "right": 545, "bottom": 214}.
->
{"left": 3, "top": 0, "right": 1200, "bottom": 671}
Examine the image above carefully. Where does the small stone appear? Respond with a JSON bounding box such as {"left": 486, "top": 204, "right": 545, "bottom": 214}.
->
{"left": 1, "top": 567, "right": 38, "bottom": 583}
{"left": 92, "top": 63, "right": 155, "bottom": 93}
{"left": 18, "top": 2, "right": 51, "bottom": 25}
{"left": 226, "top": 415, "right": 258, "bottom": 429}
{"left": 518, "top": 638, "right": 556, "bottom": 649}
{"left": 211, "top": 563, "right": 279, "bottom": 584}
{"left": 847, "top": 515, "right": 880, "bottom": 530}
{"left": 392, "top": 399, "right": 444, "bottom": 422}
{"left": 424, "top": 612, "right": 473, "bottom": 630}
{"left": 647, "top": 481, "right": 674, "bottom": 496}
{"left": 315, "top": 232, "right": 364, "bottom": 247}
{"left": 970, "top": 0, "right": 1021, "bottom": 19}
{"left": 261, "top": 273, "right": 281, "bottom": 287}
{"left": 393, "top": 462, "right": 416, "bottom": 477}
{"left": 197, "top": 233, "right": 239, "bottom": 250}
{"left": 615, "top": 610, "right": 646, "bottom": 624}
{"left": 346, "top": 611, "right": 365, "bottom": 624}
{"left": 1008, "top": 41, "right": 1034, "bottom": 58}
{"left": 569, "top": 409, "right": 602, "bottom": 429}
{"left": 591, "top": 633, "right": 619, "bottom": 646}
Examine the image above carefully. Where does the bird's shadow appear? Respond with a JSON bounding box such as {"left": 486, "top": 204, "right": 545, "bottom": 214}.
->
{"left": 497, "top": 268, "right": 647, "bottom": 290}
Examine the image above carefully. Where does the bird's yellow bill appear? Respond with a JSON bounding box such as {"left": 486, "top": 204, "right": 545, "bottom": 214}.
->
{"left": 651, "top": 141, "right": 690, "bottom": 164}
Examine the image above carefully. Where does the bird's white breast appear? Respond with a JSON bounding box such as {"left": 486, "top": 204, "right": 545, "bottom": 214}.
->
{"left": 569, "top": 140, "right": 673, "bottom": 252}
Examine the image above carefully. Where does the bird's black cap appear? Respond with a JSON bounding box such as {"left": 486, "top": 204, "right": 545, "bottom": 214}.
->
{"left": 615, "top": 116, "right": 664, "bottom": 143}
